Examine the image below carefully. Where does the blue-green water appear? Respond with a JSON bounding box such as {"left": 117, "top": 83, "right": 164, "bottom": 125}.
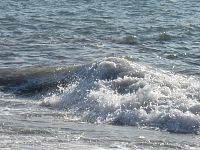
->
{"left": 0, "top": 0, "right": 200, "bottom": 149}
{"left": 1, "top": 0, "right": 200, "bottom": 73}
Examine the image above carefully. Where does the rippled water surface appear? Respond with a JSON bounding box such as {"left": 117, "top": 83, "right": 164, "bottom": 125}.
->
{"left": 0, "top": 0, "right": 200, "bottom": 149}
{"left": 1, "top": 0, "right": 200, "bottom": 73}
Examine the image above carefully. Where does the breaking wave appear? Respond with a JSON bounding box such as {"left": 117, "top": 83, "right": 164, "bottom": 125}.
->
{"left": 1, "top": 57, "right": 200, "bottom": 134}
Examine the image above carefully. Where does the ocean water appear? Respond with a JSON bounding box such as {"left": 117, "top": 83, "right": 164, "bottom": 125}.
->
{"left": 0, "top": 0, "right": 200, "bottom": 149}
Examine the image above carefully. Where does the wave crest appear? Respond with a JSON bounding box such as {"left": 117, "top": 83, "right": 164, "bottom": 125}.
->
{"left": 41, "top": 57, "right": 200, "bottom": 134}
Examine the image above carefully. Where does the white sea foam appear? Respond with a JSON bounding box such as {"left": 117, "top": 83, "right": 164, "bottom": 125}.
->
{"left": 42, "top": 57, "right": 200, "bottom": 133}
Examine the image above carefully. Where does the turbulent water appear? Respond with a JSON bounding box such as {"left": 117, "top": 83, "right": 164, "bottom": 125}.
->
{"left": 0, "top": 0, "right": 200, "bottom": 149}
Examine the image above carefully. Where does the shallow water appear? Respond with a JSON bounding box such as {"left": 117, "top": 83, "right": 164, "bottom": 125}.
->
{"left": 1, "top": 93, "right": 200, "bottom": 150}
{"left": 0, "top": 0, "right": 200, "bottom": 149}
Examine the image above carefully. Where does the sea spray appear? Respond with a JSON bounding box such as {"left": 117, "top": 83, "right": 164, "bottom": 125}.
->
{"left": 41, "top": 57, "right": 200, "bottom": 133}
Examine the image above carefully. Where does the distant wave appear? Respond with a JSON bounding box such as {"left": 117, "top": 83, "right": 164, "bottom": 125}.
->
{"left": 158, "top": 32, "right": 172, "bottom": 41}
{"left": 1, "top": 57, "right": 200, "bottom": 134}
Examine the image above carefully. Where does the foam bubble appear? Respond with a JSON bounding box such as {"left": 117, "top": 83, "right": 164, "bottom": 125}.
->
{"left": 42, "top": 57, "right": 200, "bottom": 133}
